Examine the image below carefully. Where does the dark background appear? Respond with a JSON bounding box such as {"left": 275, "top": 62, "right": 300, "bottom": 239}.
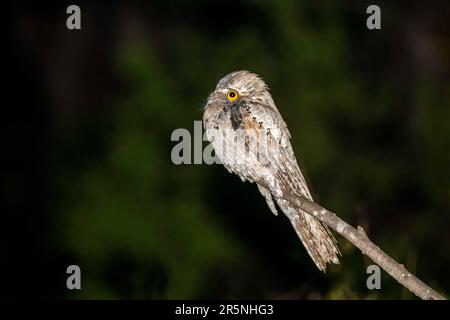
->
{"left": 5, "top": 0, "right": 450, "bottom": 299}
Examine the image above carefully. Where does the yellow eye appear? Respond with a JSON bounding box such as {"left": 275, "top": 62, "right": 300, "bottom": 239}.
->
{"left": 226, "top": 89, "right": 239, "bottom": 101}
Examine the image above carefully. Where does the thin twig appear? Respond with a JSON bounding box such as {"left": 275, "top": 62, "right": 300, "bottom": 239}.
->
{"left": 257, "top": 181, "right": 446, "bottom": 300}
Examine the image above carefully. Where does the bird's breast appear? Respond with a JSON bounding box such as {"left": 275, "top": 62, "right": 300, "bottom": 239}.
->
{"left": 221, "top": 103, "right": 262, "bottom": 132}
{"left": 229, "top": 107, "right": 242, "bottom": 130}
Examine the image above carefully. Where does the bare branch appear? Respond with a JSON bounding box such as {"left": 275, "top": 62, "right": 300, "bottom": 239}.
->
{"left": 258, "top": 181, "right": 446, "bottom": 300}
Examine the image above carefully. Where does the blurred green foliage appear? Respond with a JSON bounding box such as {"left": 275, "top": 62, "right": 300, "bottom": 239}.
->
{"left": 13, "top": 0, "right": 448, "bottom": 299}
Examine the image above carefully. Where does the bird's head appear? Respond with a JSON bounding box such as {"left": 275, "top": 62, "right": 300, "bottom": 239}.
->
{"left": 205, "top": 70, "right": 276, "bottom": 111}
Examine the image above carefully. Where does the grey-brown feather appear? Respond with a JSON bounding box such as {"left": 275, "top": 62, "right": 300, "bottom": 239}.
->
{"left": 203, "top": 70, "right": 340, "bottom": 272}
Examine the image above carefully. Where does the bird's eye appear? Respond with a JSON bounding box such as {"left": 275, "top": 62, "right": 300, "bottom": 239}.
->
{"left": 226, "top": 89, "right": 239, "bottom": 101}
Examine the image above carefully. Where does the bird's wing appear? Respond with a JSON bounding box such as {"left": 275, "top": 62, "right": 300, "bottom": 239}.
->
{"left": 247, "top": 106, "right": 340, "bottom": 271}
{"left": 243, "top": 105, "right": 312, "bottom": 200}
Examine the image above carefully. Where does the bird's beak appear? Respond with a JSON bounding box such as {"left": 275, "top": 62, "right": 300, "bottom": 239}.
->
{"left": 205, "top": 91, "right": 225, "bottom": 109}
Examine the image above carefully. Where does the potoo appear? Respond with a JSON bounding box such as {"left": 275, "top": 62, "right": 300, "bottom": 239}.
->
{"left": 203, "top": 71, "right": 340, "bottom": 271}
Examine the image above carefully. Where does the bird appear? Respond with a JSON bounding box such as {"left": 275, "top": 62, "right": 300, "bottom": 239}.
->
{"left": 203, "top": 70, "right": 340, "bottom": 272}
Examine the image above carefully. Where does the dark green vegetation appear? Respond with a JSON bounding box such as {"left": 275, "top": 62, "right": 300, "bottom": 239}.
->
{"left": 6, "top": 0, "right": 449, "bottom": 299}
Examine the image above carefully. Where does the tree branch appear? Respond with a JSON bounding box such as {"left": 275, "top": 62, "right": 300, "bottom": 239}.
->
{"left": 258, "top": 181, "right": 446, "bottom": 300}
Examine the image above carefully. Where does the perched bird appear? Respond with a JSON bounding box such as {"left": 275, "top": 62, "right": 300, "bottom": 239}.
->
{"left": 203, "top": 71, "right": 340, "bottom": 272}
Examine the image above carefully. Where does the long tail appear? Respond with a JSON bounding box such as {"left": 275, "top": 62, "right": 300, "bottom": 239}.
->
{"left": 277, "top": 198, "right": 341, "bottom": 272}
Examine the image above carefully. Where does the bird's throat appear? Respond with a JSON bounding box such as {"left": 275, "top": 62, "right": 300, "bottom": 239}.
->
{"left": 229, "top": 105, "right": 242, "bottom": 130}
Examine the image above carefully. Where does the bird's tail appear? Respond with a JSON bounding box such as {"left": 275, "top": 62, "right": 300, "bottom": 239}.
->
{"left": 278, "top": 199, "right": 341, "bottom": 272}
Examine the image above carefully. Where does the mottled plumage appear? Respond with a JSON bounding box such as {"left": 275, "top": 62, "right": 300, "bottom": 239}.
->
{"left": 203, "top": 71, "right": 340, "bottom": 272}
